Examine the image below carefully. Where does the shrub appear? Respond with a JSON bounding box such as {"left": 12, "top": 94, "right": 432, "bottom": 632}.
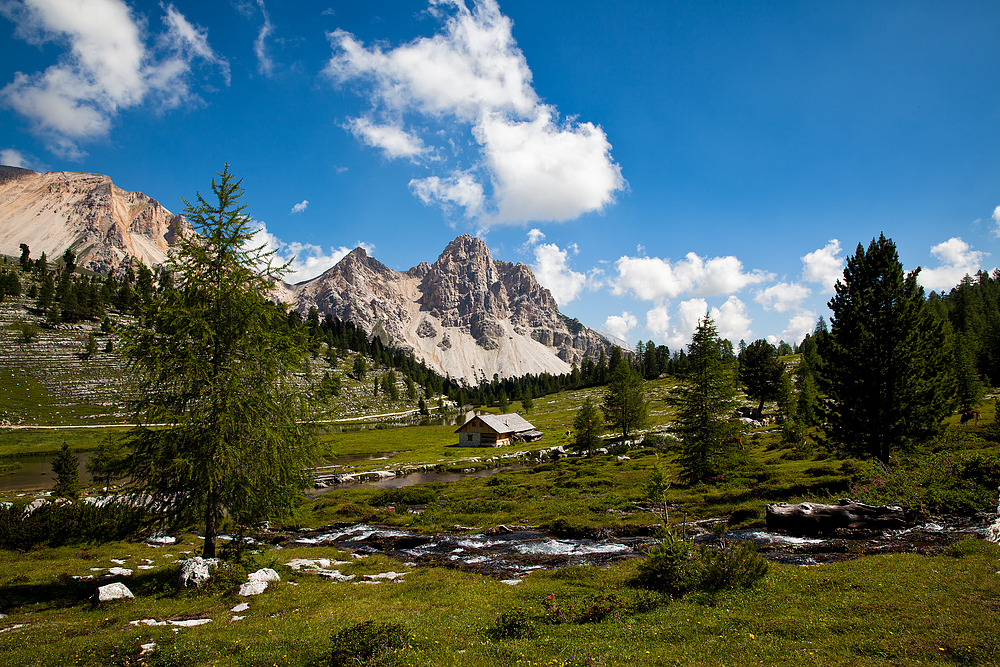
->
{"left": 328, "top": 621, "right": 410, "bottom": 667}
{"left": 486, "top": 608, "right": 538, "bottom": 639}
{"left": 0, "top": 500, "right": 150, "bottom": 550}
{"left": 630, "top": 537, "right": 768, "bottom": 597}
{"left": 369, "top": 486, "right": 439, "bottom": 506}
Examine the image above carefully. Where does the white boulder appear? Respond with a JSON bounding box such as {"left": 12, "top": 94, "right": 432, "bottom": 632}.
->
{"left": 94, "top": 582, "right": 134, "bottom": 603}
{"left": 177, "top": 557, "right": 218, "bottom": 589}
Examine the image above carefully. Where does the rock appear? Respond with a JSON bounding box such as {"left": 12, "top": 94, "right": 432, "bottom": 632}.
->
{"left": 237, "top": 580, "right": 268, "bottom": 596}
{"left": 104, "top": 567, "right": 133, "bottom": 578}
{"left": 231, "top": 603, "right": 250, "bottom": 613}
{"left": 177, "top": 557, "right": 218, "bottom": 589}
{"left": 93, "top": 582, "right": 134, "bottom": 603}
{"left": 139, "top": 642, "right": 158, "bottom": 656}
{"left": 247, "top": 568, "right": 280, "bottom": 583}
{"left": 766, "top": 500, "right": 906, "bottom": 536}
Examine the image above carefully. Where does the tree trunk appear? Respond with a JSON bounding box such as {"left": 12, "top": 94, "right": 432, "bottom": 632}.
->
{"left": 204, "top": 496, "right": 217, "bottom": 558}
{"left": 766, "top": 500, "right": 905, "bottom": 536}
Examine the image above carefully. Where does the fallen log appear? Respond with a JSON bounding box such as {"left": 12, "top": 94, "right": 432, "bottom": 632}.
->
{"left": 766, "top": 499, "right": 905, "bottom": 536}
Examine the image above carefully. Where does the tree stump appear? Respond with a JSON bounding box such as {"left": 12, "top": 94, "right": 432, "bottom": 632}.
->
{"left": 766, "top": 500, "right": 905, "bottom": 536}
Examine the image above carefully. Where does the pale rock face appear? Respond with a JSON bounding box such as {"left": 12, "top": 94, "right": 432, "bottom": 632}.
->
{"left": 238, "top": 580, "right": 268, "bottom": 596}
{"left": 0, "top": 166, "right": 184, "bottom": 274}
{"left": 290, "top": 234, "right": 613, "bottom": 382}
{"left": 247, "top": 568, "right": 280, "bottom": 583}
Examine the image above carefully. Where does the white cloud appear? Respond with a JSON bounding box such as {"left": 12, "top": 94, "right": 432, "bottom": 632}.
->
{"left": 347, "top": 117, "right": 428, "bottom": 160}
{"left": 1, "top": 148, "right": 37, "bottom": 169}
{"left": 290, "top": 200, "right": 308, "bottom": 214}
{"left": 993, "top": 206, "right": 1000, "bottom": 238}
{"left": 603, "top": 311, "right": 637, "bottom": 342}
{"left": 711, "top": 296, "right": 753, "bottom": 344}
{"left": 325, "top": 0, "right": 624, "bottom": 224}
{"left": 612, "top": 252, "right": 771, "bottom": 302}
{"left": 801, "top": 239, "right": 844, "bottom": 293}
{"left": 477, "top": 109, "right": 623, "bottom": 224}
{"left": 770, "top": 311, "right": 816, "bottom": 346}
{"left": 253, "top": 0, "right": 274, "bottom": 76}
{"left": 410, "top": 172, "right": 484, "bottom": 218}
{"left": 918, "top": 237, "right": 991, "bottom": 292}
{"left": 0, "top": 0, "right": 228, "bottom": 156}
{"left": 755, "top": 282, "right": 811, "bottom": 312}
{"left": 249, "top": 221, "right": 373, "bottom": 283}
{"left": 522, "top": 232, "right": 586, "bottom": 305}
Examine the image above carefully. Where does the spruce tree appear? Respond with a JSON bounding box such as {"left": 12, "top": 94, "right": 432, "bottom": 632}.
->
{"left": 122, "top": 165, "right": 318, "bottom": 558}
{"left": 51, "top": 442, "right": 80, "bottom": 500}
{"left": 572, "top": 396, "right": 604, "bottom": 454}
{"left": 822, "top": 234, "right": 954, "bottom": 463}
{"left": 601, "top": 358, "right": 648, "bottom": 444}
{"left": 738, "top": 339, "right": 784, "bottom": 417}
{"left": 674, "top": 315, "right": 742, "bottom": 484}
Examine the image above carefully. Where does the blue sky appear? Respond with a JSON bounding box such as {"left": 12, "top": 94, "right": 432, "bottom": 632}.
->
{"left": 2, "top": 0, "right": 999, "bottom": 351}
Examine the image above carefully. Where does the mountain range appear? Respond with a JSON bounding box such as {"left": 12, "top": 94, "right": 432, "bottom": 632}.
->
{"left": 0, "top": 166, "right": 613, "bottom": 382}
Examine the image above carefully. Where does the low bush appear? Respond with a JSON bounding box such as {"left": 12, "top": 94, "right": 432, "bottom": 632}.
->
{"left": 369, "top": 486, "right": 439, "bottom": 506}
{"left": 0, "top": 499, "right": 150, "bottom": 549}
{"left": 629, "top": 537, "right": 768, "bottom": 597}
{"left": 328, "top": 620, "right": 410, "bottom": 667}
{"left": 486, "top": 608, "right": 538, "bottom": 639}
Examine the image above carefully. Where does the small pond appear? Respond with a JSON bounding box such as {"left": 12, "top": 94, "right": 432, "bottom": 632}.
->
{"left": 0, "top": 452, "right": 93, "bottom": 492}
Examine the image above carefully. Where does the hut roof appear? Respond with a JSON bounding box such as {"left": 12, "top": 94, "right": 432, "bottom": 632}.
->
{"left": 456, "top": 413, "right": 536, "bottom": 434}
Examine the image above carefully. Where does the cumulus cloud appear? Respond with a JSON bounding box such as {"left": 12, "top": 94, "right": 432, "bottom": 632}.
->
{"left": 711, "top": 296, "right": 753, "bottom": 344}
{"left": 290, "top": 200, "right": 308, "bottom": 214}
{"left": 0, "top": 0, "right": 228, "bottom": 157}
{"left": 325, "top": 0, "right": 624, "bottom": 224}
{"left": 603, "top": 312, "right": 637, "bottom": 342}
{"left": 410, "top": 172, "right": 484, "bottom": 218}
{"left": 992, "top": 206, "right": 1000, "bottom": 238}
{"left": 249, "top": 221, "right": 373, "bottom": 283}
{"left": 918, "top": 237, "right": 991, "bottom": 292}
{"left": 768, "top": 311, "right": 816, "bottom": 347}
{"left": 522, "top": 229, "right": 586, "bottom": 305}
{"left": 612, "top": 252, "right": 772, "bottom": 301}
{"left": 755, "top": 281, "right": 811, "bottom": 312}
{"left": 801, "top": 239, "right": 844, "bottom": 293}
{"left": 347, "top": 117, "right": 428, "bottom": 160}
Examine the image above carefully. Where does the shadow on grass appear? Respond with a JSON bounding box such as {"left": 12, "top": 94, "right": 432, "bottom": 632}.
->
{"left": 0, "top": 565, "right": 180, "bottom": 611}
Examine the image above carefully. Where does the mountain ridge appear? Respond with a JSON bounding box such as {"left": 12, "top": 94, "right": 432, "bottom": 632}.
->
{"left": 0, "top": 166, "right": 613, "bottom": 382}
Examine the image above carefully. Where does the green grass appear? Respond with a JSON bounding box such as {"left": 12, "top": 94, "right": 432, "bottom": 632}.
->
{"left": 0, "top": 536, "right": 998, "bottom": 665}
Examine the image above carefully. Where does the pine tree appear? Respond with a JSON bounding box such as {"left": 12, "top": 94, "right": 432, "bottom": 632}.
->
{"left": 121, "top": 165, "right": 318, "bottom": 558}
{"left": 51, "top": 442, "right": 80, "bottom": 500}
{"left": 822, "top": 234, "right": 954, "bottom": 463}
{"left": 674, "top": 315, "right": 742, "bottom": 484}
{"left": 572, "top": 396, "right": 605, "bottom": 454}
{"left": 601, "top": 358, "right": 648, "bottom": 444}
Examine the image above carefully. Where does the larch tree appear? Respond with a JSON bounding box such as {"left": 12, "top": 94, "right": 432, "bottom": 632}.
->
{"left": 674, "top": 315, "right": 742, "bottom": 484}
{"left": 821, "top": 234, "right": 954, "bottom": 463}
{"left": 121, "top": 165, "right": 318, "bottom": 558}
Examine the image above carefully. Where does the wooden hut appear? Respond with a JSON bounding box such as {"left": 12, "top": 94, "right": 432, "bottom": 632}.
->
{"left": 456, "top": 413, "right": 542, "bottom": 447}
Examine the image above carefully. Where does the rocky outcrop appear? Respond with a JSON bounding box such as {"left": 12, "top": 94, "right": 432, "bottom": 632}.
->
{"left": 0, "top": 166, "right": 184, "bottom": 274}
{"left": 289, "top": 235, "right": 614, "bottom": 382}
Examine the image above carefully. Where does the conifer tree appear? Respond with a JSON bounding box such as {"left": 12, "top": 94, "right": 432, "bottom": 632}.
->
{"left": 738, "top": 339, "right": 784, "bottom": 417}
{"left": 51, "top": 442, "right": 80, "bottom": 500}
{"left": 602, "top": 358, "right": 648, "bottom": 444}
{"left": 572, "top": 396, "right": 604, "bottom": 454}
{"left": 822, "top": 234, "right": 954, "bottom": 462}
{"left": 674, "top": 315, "right": 742, "bottom": 483}
{"left": 122, "top": 165, "right": 318, "bottom": 558}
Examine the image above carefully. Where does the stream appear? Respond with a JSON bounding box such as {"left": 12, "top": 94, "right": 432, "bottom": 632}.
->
{"left": 275, "top": 517, "right": 988, "bottom": 576}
